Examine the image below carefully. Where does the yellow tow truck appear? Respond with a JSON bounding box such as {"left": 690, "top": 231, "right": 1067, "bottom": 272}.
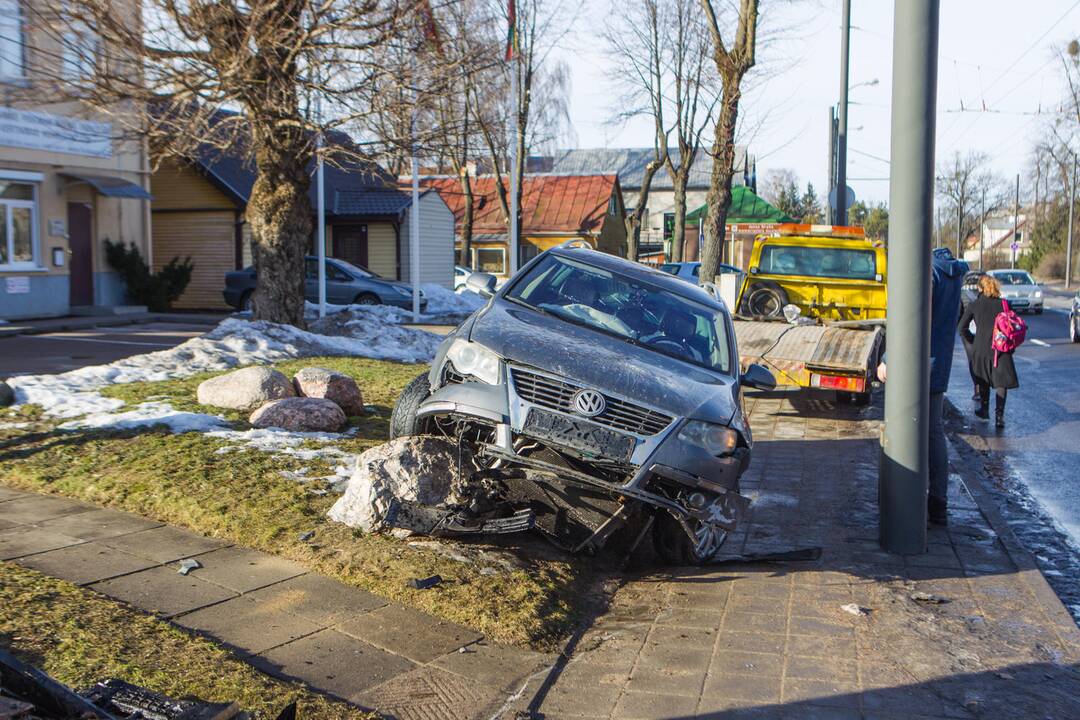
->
{"left": 729, "top": 225, "right": 886, "bottom": 404}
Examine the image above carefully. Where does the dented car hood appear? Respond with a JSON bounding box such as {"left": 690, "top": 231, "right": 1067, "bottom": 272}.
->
{"left": 467, "top": 299, "right": 738, "bottom": 425}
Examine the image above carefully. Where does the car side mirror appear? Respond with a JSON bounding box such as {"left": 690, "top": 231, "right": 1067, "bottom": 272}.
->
{"left": 466, "top": 272, "right": 497, "bottom": 297}
{"left": 740, "top": 363, "right": 776, "bottom": 391}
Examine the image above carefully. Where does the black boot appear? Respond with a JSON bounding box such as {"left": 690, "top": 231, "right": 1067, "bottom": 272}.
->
{"left": 975, "top": 402, "right": 989, "bottom": 420}
{"left": 928, "top": 496, "right": 948, "bottom": 526}
{"left": 971, "top": 384, "right": 980, "bottom": 401}
{"left": 995, "top": 408, "right": 1005, "bottom": 429}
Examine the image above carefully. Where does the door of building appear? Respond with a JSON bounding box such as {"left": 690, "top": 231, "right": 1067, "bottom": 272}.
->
{"left": 67, "top": 202, "right": 94, "bottom": 306}
{"left": 331, "top": 224, "right": 368, "bottom": 268}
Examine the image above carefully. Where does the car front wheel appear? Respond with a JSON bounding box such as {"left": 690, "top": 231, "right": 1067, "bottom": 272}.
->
{"left": 354, "top": 292, "right": 380, "bottom": 306}
{"left": 652, "top": 511, "right": 727, "bottom": 565}
{"left": 389, "top": 372, "right": 434, "bottom": 438}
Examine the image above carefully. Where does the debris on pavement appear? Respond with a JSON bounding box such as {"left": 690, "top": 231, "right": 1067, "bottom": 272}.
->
{"left": 177, "top": 559, "right": 201, "bottom": 576}
{"left": 407, "top": 575, "right": 443, "bottom": 590}
{"left": 840, "top": 603, "right": 872, "bottom": 616}
{"left": 910, "top": 590, "right": 950, "bottom": 604}
{"left": 298, "top": 530, "right": 315, "bottom": 542}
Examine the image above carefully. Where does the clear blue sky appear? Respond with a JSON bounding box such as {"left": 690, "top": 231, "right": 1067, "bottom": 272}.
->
{"left": 566, "top": 0, "right": 1079, "bottom": 205}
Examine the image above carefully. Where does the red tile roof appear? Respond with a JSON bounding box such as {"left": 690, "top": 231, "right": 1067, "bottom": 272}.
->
{"left": 419, "top": 174, "right": 619, "bottom": 235}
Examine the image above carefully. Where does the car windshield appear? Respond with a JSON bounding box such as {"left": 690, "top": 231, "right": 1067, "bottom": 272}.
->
{"left": 993, "top": 271, "right": 1034, "bottom": 286}
{"left": 759, "top": 245, "right": 877, "bottom": 280}
{"left": 505, "top": 254, "right": 732, "bottom": 374}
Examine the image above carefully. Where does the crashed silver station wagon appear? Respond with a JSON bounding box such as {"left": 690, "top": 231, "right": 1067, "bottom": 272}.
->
{"left": 390, "top": 244, "right": 775, "bottom": 564}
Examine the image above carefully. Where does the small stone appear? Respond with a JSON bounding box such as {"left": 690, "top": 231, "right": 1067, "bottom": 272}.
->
{"left": 293, "top": 367, "right": 364, "bottom": 416}
{"left": 0, "top": 381, "right": 14, "bottom": 407}
{"left": 841, "top": 603, "right": 871, "bottom": 616}
{"left": 249, "top": 397, "right": 346, "bottom": 432}
{"left": 177, "top": 558, "right": 201, "bottom": 575}
{"left": 196, "top": 366, "right": 295, "bottom": 410}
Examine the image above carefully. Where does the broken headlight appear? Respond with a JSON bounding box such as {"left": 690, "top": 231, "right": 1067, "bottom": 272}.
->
{"left": 446, "top": 339, "right": 502, "bottom": 385}
{"left": 678, "top": 420, "right": 738, "bottom": 456}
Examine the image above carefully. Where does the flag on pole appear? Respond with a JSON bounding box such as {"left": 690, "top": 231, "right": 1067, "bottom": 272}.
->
{"left": 505, "top": 0, "right": 518, "bottom": 61}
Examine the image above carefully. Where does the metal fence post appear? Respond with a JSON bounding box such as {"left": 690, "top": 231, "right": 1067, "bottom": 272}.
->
{"left": 879, "top": 0, "right": 940, "bottom": 555}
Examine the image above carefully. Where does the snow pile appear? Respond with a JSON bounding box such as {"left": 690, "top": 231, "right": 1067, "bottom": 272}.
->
{"left": 422, "top": 284, "right": 485, "bottom": 316}
{"left": 7, "top": 316, "right": 440, "bottom": 418}
{"left": 59, "top": 402, "right": 229, "bottom": 434}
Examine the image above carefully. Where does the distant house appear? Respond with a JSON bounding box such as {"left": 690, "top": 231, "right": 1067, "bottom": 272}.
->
{"left": 536, "top": 147, "right": 755, "bottom": 258}
{"left": 421, "top": 174, "right": 627, "bottom": 279}
{"left": 151, "top": 146, "right": 454, "bottom": 309}
{"left": 962, "top": 212, "right": 1029, "bottom": 268}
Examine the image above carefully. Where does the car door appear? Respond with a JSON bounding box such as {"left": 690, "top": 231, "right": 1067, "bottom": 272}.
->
{"left": 326, "top": 262, "right": 357, "bottom": 304}
{"left": 303, "top": 259, "right": 318, "bottom": 302}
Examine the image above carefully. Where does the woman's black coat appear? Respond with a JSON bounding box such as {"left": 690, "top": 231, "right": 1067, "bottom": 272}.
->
{"left": 958, "top": 294, "right": 1020, "bottom": 389}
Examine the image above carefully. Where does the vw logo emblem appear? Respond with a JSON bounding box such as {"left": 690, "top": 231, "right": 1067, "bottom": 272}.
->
{"left": 571, "top": 389, "right": 606, "bottom": 417}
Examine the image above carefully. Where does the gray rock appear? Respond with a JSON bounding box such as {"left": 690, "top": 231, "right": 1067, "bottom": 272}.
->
{"left": 249, "top": 397, "right": 346, "bottom": 432}
{"left": 196, "top": 366, "right": 295, "bottom": 410}
{"left": 328, "top": 436, "right": 468, "bottom": 533}
{"left": 0, "top": 381, "right": 13, "bottom": 407}
{"left": 293, "top": 367, "right": 364, "bottom": 416}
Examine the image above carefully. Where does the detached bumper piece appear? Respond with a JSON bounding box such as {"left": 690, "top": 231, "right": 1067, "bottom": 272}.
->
{"left": 385, "top": 499, "right": 536, "bottom": 536}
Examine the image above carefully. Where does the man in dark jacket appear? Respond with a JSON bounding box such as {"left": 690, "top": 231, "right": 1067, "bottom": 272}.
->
{"left": 878, "top": 247, "right": 968, "bottom": 524}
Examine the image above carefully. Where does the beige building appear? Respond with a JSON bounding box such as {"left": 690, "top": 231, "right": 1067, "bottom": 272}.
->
{"left": 0, "top": 1, "right": 152, "bottom": 320}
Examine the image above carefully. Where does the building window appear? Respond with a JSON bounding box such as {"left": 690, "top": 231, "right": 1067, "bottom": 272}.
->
{"left": 0, "top": 0, "right": 25, "bottom": 81}
{"left": 473, "top": 246, "right": 506, "bottom": 275}
{"left": 0, "top": 181, "right": 37, "bottom": 268}
{"left": 62, "top": 8, "right": 98, "bottom": 80}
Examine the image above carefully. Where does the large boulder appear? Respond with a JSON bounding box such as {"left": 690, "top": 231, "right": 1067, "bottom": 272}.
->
{"left": 0, "top": 381, "right": 13, "bottom": 407}
{"left": 249, "top": 397, "right": 346, "bottom": 432}
{"left": 328, "top": 436, "right": 469, "bottom": 534}
{"left": 196, "top": 366, "right": 295, "bottom": 411}
{"left": 293, "top": 367, "right": 364, "bottom": 416}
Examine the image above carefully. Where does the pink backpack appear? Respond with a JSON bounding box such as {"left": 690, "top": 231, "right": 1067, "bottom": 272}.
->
{"left": 992, "top": 298, "right": 1026, "bottom": 366}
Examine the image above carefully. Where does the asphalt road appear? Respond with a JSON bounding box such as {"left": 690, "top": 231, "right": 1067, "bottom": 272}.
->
{"left": 946, "top": 291, "right": 1080, "bottom": 614}
{"left": 0, "top": 322, "right": 215, "bottom": 379}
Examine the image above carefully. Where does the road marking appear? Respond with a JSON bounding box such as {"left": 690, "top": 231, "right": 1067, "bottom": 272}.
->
{"left": 29, "top": 336, "right": 177, "bottom": 348}
{"left": 1030, "top": 338, "right": 1050, "bottom": 347}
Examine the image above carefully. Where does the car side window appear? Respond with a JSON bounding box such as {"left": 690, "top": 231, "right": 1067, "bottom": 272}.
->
{"left": 304, "top": 260, "right": 318, "bottom": 279}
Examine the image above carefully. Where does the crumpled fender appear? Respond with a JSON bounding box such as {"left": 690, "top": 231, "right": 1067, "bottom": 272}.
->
{"left": 418, "top": 382, "right": 509, "bottom": 425}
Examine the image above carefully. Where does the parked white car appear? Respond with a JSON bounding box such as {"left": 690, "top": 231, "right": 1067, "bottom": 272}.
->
{"left": 454, "top": 265, "right": 473, "bottom": 291}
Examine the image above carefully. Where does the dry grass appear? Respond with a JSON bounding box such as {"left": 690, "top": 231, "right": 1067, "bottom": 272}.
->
{"left": 0, "top": 562, "right": 372, "bottom": 720}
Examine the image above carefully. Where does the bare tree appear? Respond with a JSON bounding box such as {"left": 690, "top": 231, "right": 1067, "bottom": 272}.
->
{"left": 24, "top": 0, "right": 431, "bottom": 326}
{"left": 699, "top": 0, "right": 759, "bottom": 281}
{"left": 601, "top": 0, "right": 669, "bottom": 261}
{"left": 936, "top": 151, "right": 1002, "bottom": 258}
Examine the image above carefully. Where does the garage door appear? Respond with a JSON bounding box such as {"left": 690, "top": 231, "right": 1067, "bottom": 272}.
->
{"left": 152, "top": 211, "right": 235, "bottom": 310}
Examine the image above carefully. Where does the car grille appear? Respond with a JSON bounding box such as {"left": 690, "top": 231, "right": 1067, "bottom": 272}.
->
{"left": 510, "top": 367, "right": 673, "bottom": 436}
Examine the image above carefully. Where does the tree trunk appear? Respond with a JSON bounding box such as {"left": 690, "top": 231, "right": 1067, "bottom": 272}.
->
{"left": 701, "top": 83, "right": 741, "bottom": 281}
{"left": 624, "top": 160, "right": 663, "bottom": 261}
{"left": 671, "top": 171, "right": 688, "bottom": 263}
{"left": 460, "top": 173, "right": 474, "bottom": 266}
{"left": 249, "top": 139, "right": 313, "bottom": 327}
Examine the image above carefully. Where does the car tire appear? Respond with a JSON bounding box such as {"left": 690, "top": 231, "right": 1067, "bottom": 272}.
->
{"left": 1035, "top": 307, "right": 1043, "bottom": 315}
{"left": 652, "top": 511, "right": 727, "bottom": 566}
{"left": 239, "top": 290, "right": 253, "bottom": 313}
{"left": 354, "top": 292, "right": 380, "bottom": 306}
{"left": 389, "top": 371, "right": 433, "bottom": 439}
{"left": 740, "top": 281, "right": 789, "bottom": 318}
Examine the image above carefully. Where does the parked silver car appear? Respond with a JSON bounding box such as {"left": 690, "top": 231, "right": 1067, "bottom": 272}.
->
{"left": 390, "top": 244, "right": 775, "bottom": 564}
{"left": 987, "top": 269, "right": 1043, "bottom": 314}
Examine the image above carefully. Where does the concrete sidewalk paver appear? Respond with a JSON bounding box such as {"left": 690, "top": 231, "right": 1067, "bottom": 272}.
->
{"left": 244, "top": 573, "right": 387, "bottom": 625}
{"left": 89, "top": 566, "right": 238, "bottom": 618}
{"left": 16, "top": 542, "right": 157, "bottom": 585}
{"left": 37, "top": 508, "right": 163, "bottom": 540}
{"left": 0, "top": 494, "right": 95, "bottom": 523}
{"left": 175, "top": 596, "right": 324, "bottom": 656}
{"left": 338, "top": 603, "right": 483, "bottom": 664}
{"left": 354, "top": 665, "right": 501, "bottom": 720}
{"left": 0, "top": 526, "right": 84, "bottom": 560}
{"left": 182, "top": 546, "right": 306, "bottom": 593}
{"left": 0, "top": 487, "right": 29, "bottom": 502}
{"left": 98, "top": 525, "right": 229, "bottom": 563}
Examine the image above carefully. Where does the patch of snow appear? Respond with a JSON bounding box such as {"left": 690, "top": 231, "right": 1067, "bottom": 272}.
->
{"left": 0, "top": 421, "right": 30, "bottom": 430}
{"left": 421, "top": 283, "right": 484, "bottom": 315}
{"left": 58, "top": 402, "right": 228, "bottom": 434}
{"left": 747, "top": 491, "right": 799, "bottom": 507}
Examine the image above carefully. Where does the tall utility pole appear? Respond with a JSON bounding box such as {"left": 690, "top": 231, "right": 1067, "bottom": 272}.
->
{"left": 1011, "top": 173, "right": 1019, "bottom": 269}
{"left": 834, "top": 0, "right": 852, "bottom": 226}
{"left": 828, "top": 106, "right": 838, "bottom": 200}
{"left": 1068, "top": 155, "right": 1077, "bottom": 290}
{"left": 880, "top": 0, "right": 939, "bottom": 556}
{"left": 979, "top": 188, "right": 986, "bottom": 270}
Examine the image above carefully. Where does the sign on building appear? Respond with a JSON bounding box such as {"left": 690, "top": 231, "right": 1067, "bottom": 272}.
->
{"left": 0, "top": 108, "right": 112, "bottom": 158}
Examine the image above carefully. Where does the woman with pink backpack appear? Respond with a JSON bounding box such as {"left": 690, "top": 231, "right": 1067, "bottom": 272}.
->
{"left": 958, "top": 274, "right": 1024, "bottom": 428}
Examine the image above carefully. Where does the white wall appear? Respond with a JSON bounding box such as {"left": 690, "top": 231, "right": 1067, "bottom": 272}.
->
{"left": 400, "top": 191, "right": 455, "bottom": 288}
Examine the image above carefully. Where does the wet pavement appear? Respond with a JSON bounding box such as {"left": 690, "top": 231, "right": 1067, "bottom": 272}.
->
{"left": 946, "top": 299, "right": 1080, "bottom": 619}
{"left": 0, "top": 322, "right": 215, "bottom": 378}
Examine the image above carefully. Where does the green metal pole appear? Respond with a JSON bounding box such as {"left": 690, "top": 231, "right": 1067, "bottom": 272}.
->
{"left": 834, "top": 0, "right": 851, "bottom": 226}
{"left": 880, "top": 0, "right": 940, "bottom": 555}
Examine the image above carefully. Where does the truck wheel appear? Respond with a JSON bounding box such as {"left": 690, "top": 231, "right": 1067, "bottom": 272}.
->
{"left": 390, "top": 372, "right": 433, "bottom": 438}
{"left": 740, "top": 281, "right": 789, "bottom": 318}
{"left": 652, "top": 512, "right": 727, "bottom": 566}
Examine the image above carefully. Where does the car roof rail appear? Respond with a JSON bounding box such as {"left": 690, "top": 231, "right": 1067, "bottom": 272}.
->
{"left": 700, "top": 282, "right": 729, "bottom": 310}
{"left": 554, "top": 238, "right": 593, "bottom": 251}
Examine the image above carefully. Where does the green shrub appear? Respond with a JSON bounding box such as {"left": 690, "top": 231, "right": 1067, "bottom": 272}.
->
{"left": 105, "top": 239, "right": 193, "bottom": 311}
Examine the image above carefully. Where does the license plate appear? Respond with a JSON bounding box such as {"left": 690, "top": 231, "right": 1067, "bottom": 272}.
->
{"left": 522, "top": 409, "right": 636, "bottom": 462}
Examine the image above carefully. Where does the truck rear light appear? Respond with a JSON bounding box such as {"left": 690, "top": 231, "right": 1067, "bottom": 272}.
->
{"left": 810, "top": 373, "right": 865, "bottom": 392}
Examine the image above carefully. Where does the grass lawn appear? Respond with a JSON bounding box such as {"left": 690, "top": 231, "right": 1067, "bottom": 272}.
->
{"left": 0, "top": 562, "right": 370, "bottom": 719}
{"left": 0, "top": 357, "right": 608, "bottom": 649}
